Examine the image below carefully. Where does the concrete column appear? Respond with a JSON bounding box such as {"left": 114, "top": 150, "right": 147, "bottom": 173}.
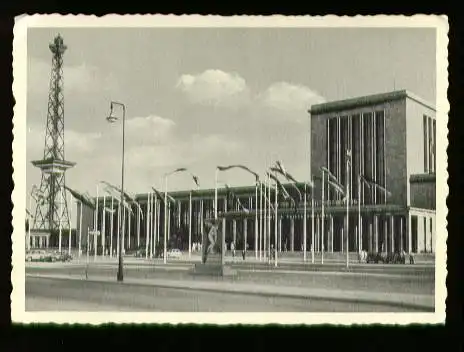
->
{"left": 341, "top": 228, "right": 344, "bottom": 253}
{"left": 243, "top": 218, "right": 247, "bottom": 250}
{"left": 232, "top": 219, "right": 237, "bottom": 245}
{"left": 316, "top": 215, "right": 320, "bottom": 252}
{"left": 368, "top": 221, "right": 373, "bottom": 252}
{"left": 374, "top": 216, "right": 379, "bottom": 252}
{"left": 431, "top": 215, "right": 435, "bottom": 253}
{"left": 390, "top": 216, "right": 395, "bottom": 253}
{"left": 39, "top": 236, "right": 43, "bottom": 248}
{"left": 329, "top": 216, "right": 334, "bottom": 253}
{"left": 383, "top": 218, "right": 388, "bottom": 253}
{"left": 290, "top": 217, "right": 295, "bottom": 252}
{"left": 407, "top": 213, "right": 412, "bottom": 254}
{"left": 399, "top": 217, "right": 404, "bottom": 253}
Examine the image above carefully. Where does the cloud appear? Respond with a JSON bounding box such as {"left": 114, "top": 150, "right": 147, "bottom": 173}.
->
{"left": 26, "top": 125, "right": 102, "bottom": 156}
{"left": 28, "top": 58, "right": 118, "bottom": 96}
{"left": 125, "top": 115, "right": 176, "bottom": 146}
{"left": 258, "top": 82, "right": 326, "bottom": 111}
{"left": 176, "top": 69, "right": 249, "bottom": 107}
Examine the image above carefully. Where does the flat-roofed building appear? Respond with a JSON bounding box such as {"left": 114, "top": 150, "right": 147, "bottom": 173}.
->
{"left": 310, "top": 89, "right": 436, "bottom": 254}
{"left": 75, "top": 90, "right": 436, "bottom": 256}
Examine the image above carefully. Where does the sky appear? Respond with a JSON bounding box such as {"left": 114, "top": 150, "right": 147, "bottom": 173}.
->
{"left": 26, "top": 27, "right": 436, "bottom": 206}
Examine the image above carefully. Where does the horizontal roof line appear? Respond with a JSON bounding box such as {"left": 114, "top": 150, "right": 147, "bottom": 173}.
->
{"left": 308, "top": 90, "right": 435, "bottom": 115}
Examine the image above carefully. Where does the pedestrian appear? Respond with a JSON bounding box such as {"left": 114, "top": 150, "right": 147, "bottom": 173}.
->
{"left": 231, "top": 242, "right": 235, "bottom": 258}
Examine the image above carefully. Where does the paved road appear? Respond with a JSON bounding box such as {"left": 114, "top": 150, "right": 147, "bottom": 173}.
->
{"left": 25, "top": 276, "right": 418, "bottom": 312}
{"left": 26, "top": 261, "right": 434, "bottom": 296}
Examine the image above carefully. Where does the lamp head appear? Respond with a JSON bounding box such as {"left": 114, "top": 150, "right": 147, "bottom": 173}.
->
{"left": 106, "top": 102, "right": 118, "bottom": 123}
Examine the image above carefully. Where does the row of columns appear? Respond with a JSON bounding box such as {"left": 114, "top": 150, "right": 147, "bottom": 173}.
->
{"left": 224, "top": 213, "right": 415, "bottom": 254}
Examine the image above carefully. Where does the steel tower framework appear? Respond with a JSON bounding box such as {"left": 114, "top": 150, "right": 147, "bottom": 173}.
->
{"left": 32, "top": 34, "right": 75, "bottom": 231}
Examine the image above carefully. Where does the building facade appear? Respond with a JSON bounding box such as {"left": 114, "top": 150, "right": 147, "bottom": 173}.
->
{"left": 310, "top": 90, "right": 436, "bottom": 254}
{"left": 75, "top": 90, "right": 436, "bottom": 256}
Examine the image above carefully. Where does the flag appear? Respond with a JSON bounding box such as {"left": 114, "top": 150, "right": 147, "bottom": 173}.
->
{"left": 327, "top": 179, "right": 346, "bottom": 197}
{"left": 267, "top": 173, "right": 291, "bottom": 200}
{"left": 172, "top": 167, "right": 187, "bottom": 173}
{"left": 132, "top": 201, "right": 144, "bottom": 220}
{"left": 320, "top": 166, "right": 338, "bottom": 183}
{"left": 359, "top": 174, "right": 372, "bottom": 190}
{"left": 268, "top": 172, "right": 298, "bottom": 212}
{"left": 65, "top": 186, "right": 96, "bottom": 210}
{"left": 359, "top": 175, "right": 391, "bottom": 197}
{"left": 100, "top": 181, "right": 134, "bottom": 203}
{"left": 26, "top": 208, "right": 33, "bottom": 218}
{"left": 104, "top": 207, "right": 116, "bottom": 214}
{"left": 192, "top": 175, "right": 200, "bottom": 188}
{"left": 346, "top": 149, "right": 352, "bottom": 168}
{"left": 271, "top": 162, "right": 298, "bottom": 183}
{"left": 151, "top": 187, "right": 176, "bottom": 205}
{"left": 217, "top": 165, "right": 260, "bottom": 182}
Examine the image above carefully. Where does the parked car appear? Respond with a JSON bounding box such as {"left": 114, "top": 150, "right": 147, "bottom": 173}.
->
{"left": 366, "top": 251, "right": 406, "bottom": 264}
{"left": 167, "top": 248, "right": 182, "bottom": 259}
{"left": 56, "top": 251, "right": 73, "bottom": 262}
{"left": 25, "top": 250, "right": 48, "bottom": 262}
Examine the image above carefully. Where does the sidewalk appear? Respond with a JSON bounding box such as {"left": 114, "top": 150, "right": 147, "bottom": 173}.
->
{"left": 27, "top": 272, "right": 434, "bottom": 311}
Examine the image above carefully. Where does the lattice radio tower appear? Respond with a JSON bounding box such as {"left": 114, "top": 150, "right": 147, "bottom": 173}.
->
{"left": 32, "top": 34, "right": 76, "bottom": 231}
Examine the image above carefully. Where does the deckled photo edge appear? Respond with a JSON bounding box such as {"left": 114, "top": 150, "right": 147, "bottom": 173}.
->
{"left": 11, "top": 14, "right": 448, "bottom": 325}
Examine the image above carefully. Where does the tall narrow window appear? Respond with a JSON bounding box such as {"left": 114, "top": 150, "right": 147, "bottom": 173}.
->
{"left": 433, "top": 119, "right": 436, "bottom": 172}
{"left": 352, "top": 114, "right": 360, "bottom": 202}
{"left": 340, "top": 117, "right": 347, "bottom": 187}
{"left": 375, "top": 110, "right": 385, "bottom": 205}
{"left": 423, "top": 115, "right": 429, "bottom": 173}
{"left": 427, "top": 117, "right": 435, "bottom": 172}
{"left": 363, "top": 112, "right": 373, "bottom": 204}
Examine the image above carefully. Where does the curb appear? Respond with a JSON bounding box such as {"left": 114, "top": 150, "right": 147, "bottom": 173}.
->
{"left": 26, "top": 273, "right": 434, "bottom": 312}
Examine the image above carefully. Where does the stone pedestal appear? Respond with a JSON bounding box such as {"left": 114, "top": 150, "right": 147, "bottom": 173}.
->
{"left": 192, "top": 218, "right": 237, "bottom": 277}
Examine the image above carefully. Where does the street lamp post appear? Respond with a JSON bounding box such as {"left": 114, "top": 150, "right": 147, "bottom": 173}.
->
{"left": 106, "top": 101, "right": 126, "bottom": 282}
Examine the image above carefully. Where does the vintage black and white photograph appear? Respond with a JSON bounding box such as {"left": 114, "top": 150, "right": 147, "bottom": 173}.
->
{"left": 12, "top": 15, "right": 448, "bottom": 324}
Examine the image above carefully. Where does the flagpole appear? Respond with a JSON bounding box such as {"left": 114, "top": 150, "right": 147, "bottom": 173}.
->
{"left": 128, "top": 203, "right": 132, "bottom": 252}
{"left": 321, "top": 169, "right": 325, "bottom": 265}
{"left": 68, "top": 193, "right": 72, "bottom": 256}
{"left": 168, "top": 203, "right": 171, "bottom": 243}
{"left": 214, "top": 168, "right": 218, "bottom": 220}
{"left": 189, "top": 190, "right": 192, "bottom": 258}
{"left": 78, "top": 201, "right": 83, "bottom": 258}
{"left": 311, "top": 176, "right": 315, "bottom": 264}
{"left": 358, "top": 175, "right": 362, "bottom": 254}
{"left": 102, "top": 195, "right": 106, "bottom": 256}
{"left": 164, "top": 177, "right": 168, "bottom": 264}
{"left": 146, "top": 192, "right": 150, "bottom": 258}
{"left": 274, "top": 172, "right": 278, "bottom": 267}
{"left": 117, "top": 200, "right": 120, "bottom": 257}
{"left": 94, "top": 184, "right": 99, "bottom": 260}
{"left": 137, "top": 199, "right": 140, "bottom": 248}
{"left": 152, "top": 193, "right": 155, "bottom": 256}
{"left": 346, "top": 155, "right": 350, "bottom": 269}
{"left": 267, "top": 173, "right": 271, "bottom": 264}
{"left": 259, "top": 182, "right": 262, "bottom": 261}
{"left": 157, "top": 198, "right": 161, "bottom": 247}
{"left": 303, "top": 182, "right": 307, "bottom": 262}
{"left": 110, "top": 196, "right": 114, "bottom": 258}
{"left": 150, "top": 192, "right": 153, "bottom": 257}
{"left": 263, "top": 174, "right": 267, "bottom": 260}
{"left": 59, "top": 188, "right": 63, "bottom": 253}
{"left": 255, "top": 182, "right": 258, "bottom": 259}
